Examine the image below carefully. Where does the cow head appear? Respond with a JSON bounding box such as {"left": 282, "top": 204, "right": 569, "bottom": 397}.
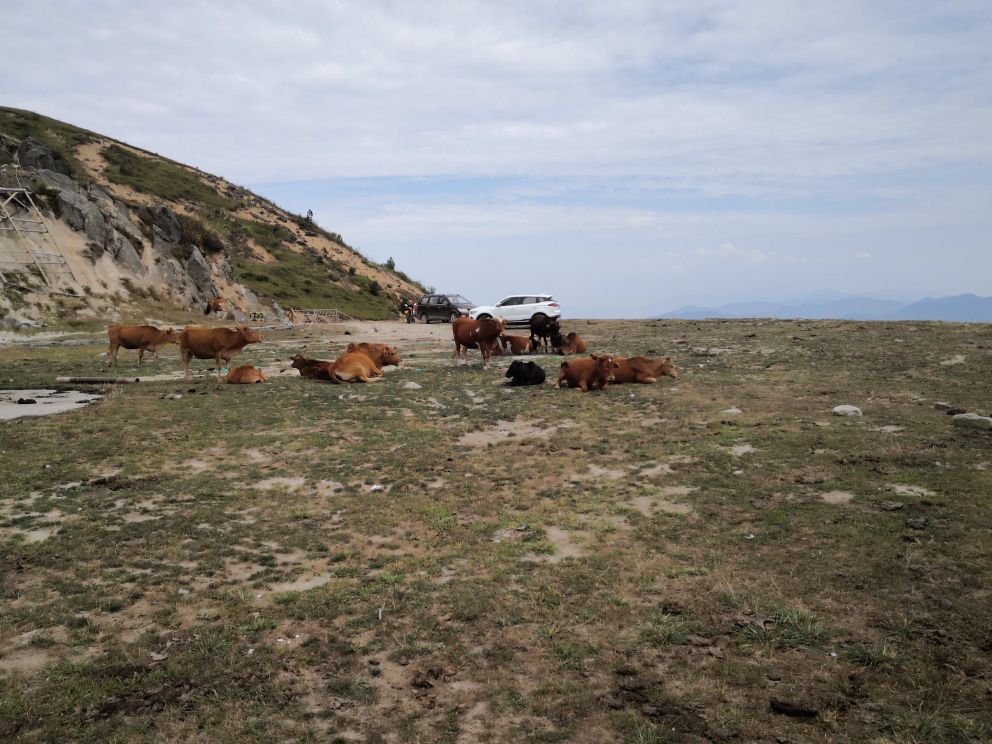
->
{"left": 506, "top": 360, "right": 523, "bottom": 379}
{"left": 238, "top": 326, "right": 263, "bottom": 343}
{"left": 290, "top": 354, "right": 311, "bottom": 370}
{"left": 658, "top": 356, "right": 678, "bottom": 379}
{"left": 163, "top": 327, "right": 180, "bottom": 344}
{"left": 379, "top": 345, "right": 401, "bottom": 367}
{"left": 590, "top": 354, "right": 620, "bottom": 382}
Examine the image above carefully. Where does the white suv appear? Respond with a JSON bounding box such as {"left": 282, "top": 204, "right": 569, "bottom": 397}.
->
{"left": 469, "top": 294, "right": 560, "bottom": 325}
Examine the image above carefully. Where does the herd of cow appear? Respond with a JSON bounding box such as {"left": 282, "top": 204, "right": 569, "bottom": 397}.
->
{"left": 104, "top": 318, "right": 678, "bottom": 392}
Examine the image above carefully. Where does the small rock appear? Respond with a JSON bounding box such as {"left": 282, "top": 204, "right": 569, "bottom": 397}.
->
{"left": 402, "top": 382, "right": 422, "bottom": 390}
{"left": 879, "top": 501, "right": 904, "bottom": 512}
{"left": 906, "top": 517, "right": 929, "bottom": 530}
{"left": 832, "top": 405, "right": 862, "bottom": 417}
{"left": 770, "top": 699, "right": 818, "bottom": 718}
{"left": 370, "top": 484, "right": 384, "bottom": 492}
{"left": 721, "top": 407, "right": 743, "bottom": 415}
{"left": 952, "top": 413, "right": 992, "bottom": 431}
{"left": 946, "top": 407, "right": 966, "bottom": 416}
{"left": 933, "top": 402, "right": 952, "bottom": 411}
{"left": 16, "top": 398, "right": 37, "bottom": 405}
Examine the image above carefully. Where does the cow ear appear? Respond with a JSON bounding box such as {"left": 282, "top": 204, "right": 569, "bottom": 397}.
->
{"left": 590, "top": 354, "right": 600, "bottom": 360}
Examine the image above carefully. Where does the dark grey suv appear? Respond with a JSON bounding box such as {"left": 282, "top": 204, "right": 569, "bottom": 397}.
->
{"left": 413, "top": 294, "right": 474, "bottom": 323}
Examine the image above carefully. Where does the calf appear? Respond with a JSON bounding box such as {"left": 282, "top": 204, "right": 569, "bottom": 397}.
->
{"left": 612, "top": 356, "right": 678, "bottom": 384}
{"left": 501, "top": 334, "right": 534, "bottom": 355}
{"left": 290, "top": 354, "right": 329, "bottom": 379}
{"left": 561, "top": 332, "right": 587, "bottom": 355}
{"left": 505, "top": 360, "right": 546, "bottom": 386}
{"left": 226, "top": 365, "right": 267, "bottom": 384}
{"left": 107, "top": 324, "right": 179, "bottom": 367}
{"left": 179, "top": 325, "right": 264, "bottom": 381}
{"left": 452, "top": 317, "right": 506, "bottom": 368}
{"left": 555, "top": 354, "right": 619, "bottom": 392}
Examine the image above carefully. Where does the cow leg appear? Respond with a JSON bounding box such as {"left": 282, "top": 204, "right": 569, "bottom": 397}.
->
{"left": 137, "top": 348, "right": 144, "bottom": 367}
{"left": 637, "top": 374, "right": 657, "bottom": 384}
{"left": 555, "top": 371, "right": 566, "bottom": 389}
{"left": 108, "top": 343, "right": 118, "bottom": 367}
{"left": 579, "top": 379, "right": 589, "bottom": 392}
{"left": 182, "top": 348, "right": 192, "bottom": 378}
{"left": 215, "top": 353, "right": 224, "bottom": 382}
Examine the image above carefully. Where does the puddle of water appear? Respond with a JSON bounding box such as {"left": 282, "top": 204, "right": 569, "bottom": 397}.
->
{"left": 0, "top": 389, "right": 102, "bottom": 421}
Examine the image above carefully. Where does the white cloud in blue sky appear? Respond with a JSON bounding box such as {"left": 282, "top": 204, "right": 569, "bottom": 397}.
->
{"left": 6, "top": 1, "right": 991, "bottom": 316}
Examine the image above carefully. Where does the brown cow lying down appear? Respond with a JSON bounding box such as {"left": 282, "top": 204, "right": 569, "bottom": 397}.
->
{"left": 500, "top": 334, "right": 534, "bottom": 355}
{"left": 612, "top": 356, "right": 678, "bottom": 384}
{"left": 556, "top": 354, "right": 620, "bottom": 392}
{"left": 107, "top": 324, "right": 179, "bottom": 367}
{"left": 346, "top": 342, "right": 402, "bottom": 369}
{"left": 180, "top": 326, "right": 264, "bottom": 381}
{"left": 317, "top": 342, "right": 402, "bottom": 383}
{"left": 227, "top": 365, "right": 267, "bottom": 384}
{"left": 452, "top": 316, "right": 506, "bottom": 368}
{"left": 290, "top": 353, "right": 329, "bottom": 379}
{"left": 561, "top": 332, "right": 587, "bottom": 355}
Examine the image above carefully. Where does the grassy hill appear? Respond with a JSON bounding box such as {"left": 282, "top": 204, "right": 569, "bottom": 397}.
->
{"left": 0, "top": 108, "right": 426, "bottom": 319}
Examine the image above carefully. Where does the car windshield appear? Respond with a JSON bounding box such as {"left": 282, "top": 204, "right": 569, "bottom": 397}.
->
{"left": 450, "top": 295, "right": 471, "bottom": 305}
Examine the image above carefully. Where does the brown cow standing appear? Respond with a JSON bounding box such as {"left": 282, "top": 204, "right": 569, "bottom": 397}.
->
{"left": 107, "top": 325, "right": 180, "bottom": 367}
{"left": 612, "top": 356, "right": 678, "bottom": 384}
{"left": 452, "top": 317, "right": 505, "bottom": 368}
{"left": 500, "top": 334, "right": 534, "bottom": 355}
{"left": 555, "top": 354, "right": 620, "bottom": 392}
{"left": 561, "top": 332, "right": 588, "bottom": 355}
{"left": 226, "top": 365, "right": 267, "bottom": 384}
{"left": 179, "top": 326, "right": 263, "bottom": 381}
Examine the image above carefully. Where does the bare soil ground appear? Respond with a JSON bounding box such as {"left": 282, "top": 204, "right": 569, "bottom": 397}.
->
{"left": 1, "top": 318, "right": 991, "bottom": 742}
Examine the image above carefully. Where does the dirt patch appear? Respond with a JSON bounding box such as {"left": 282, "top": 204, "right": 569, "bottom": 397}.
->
{"left": 0, "top": 647, "right": 54, "bottom": 676}
{"left": 727, "top": 443, "right": 757, "bottom": 456}
{"left": 570, "top": 464, "right": 626, "bottom": 481}
{"left": 457, "top": 418, "right": 575, "bottom": 447}
{"left": 888, "top": 484, "right": 936, "bottom": 497}
{"left": 820, "top": 490, "right": 855, "bottom": 505}
{"left": 252, "top": 476, "right": 306, "bottom": 492}
{"left": 523, "top": 526, "right": 587, "bottom": 563}
{"left": 627, "top": 486, "right": 698, "bottom": 516}
{"left": 940, "top": 354, "right": 966, "bottom": 366}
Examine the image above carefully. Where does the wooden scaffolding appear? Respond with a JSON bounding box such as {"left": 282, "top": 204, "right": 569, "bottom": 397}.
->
{"left": 0, "top": 166, "right": 75, "bottom": 288}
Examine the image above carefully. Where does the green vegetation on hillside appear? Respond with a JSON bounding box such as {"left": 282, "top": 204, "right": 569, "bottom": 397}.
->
{"left": 231, "top": 245, "right": 396, "bottom": 318}
{"left": 0, "top": 107, "right": 93, "bottom": 179}
{"left": 102, "top": 145, "right": 233, "bottom": 210}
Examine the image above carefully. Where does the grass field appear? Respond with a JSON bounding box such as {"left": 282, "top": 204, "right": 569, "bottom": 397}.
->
{"left": 1, "top": 319, "right": 990, "bottom": 743}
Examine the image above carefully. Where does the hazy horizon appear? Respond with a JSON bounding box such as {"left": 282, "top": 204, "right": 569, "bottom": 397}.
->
{"left": 7, "top": 2, "right": 991, "bottom": 318}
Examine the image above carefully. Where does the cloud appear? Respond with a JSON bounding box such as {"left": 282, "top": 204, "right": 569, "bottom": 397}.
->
{"left": 5, "top": 1, "right": 990, "bottom": 313}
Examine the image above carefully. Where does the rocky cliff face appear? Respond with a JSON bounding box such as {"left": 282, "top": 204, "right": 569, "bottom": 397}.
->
{"left": 0, "top": 145, "right": 264, "bottom": 328}
{"left": 0, "top": 109, "right": 426, "bottom": 328}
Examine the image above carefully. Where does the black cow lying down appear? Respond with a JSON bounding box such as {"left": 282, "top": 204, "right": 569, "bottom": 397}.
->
{"left": 506, "top": 360, "right": 546, "bottom": 386}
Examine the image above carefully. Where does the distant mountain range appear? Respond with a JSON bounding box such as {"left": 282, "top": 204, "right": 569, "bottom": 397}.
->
{"left": 657, "top": 293, "right": 992, "bottom": 322}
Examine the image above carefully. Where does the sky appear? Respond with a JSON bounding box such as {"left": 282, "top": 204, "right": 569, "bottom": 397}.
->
{"left": 6, "top": 1, "right": 992, "bottom": 317}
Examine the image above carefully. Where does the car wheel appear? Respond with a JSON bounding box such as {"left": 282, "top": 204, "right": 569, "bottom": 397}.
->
{"left": 531, "top": 312, "right": 548, "bottom": 324}
{"left": 420, "top": 313, "right": 429, "bottom": 324}
{"left": 449, "top": 311, "right": 461, "bottom": 323}
{"left": 477, "top": 313, "right": 492, "bottom": 320}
